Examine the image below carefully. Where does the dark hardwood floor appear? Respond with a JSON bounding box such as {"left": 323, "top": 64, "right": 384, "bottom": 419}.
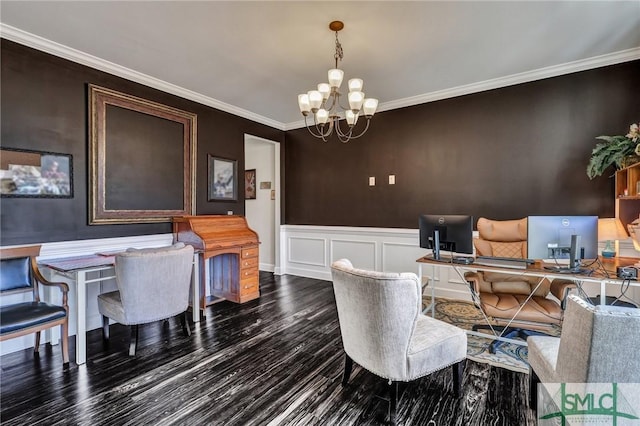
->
{"left": 1, "top": 272, "right": 537, "bottom": 425}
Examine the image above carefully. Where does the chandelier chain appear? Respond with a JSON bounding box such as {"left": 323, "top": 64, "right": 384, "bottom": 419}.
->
{"left": 334, "top": 31, "right": 343, "bottom": 69}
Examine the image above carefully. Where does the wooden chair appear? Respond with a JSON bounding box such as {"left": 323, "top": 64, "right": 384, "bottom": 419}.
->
{"left": 0, "top": 245, "right": 70, "bottom": 367}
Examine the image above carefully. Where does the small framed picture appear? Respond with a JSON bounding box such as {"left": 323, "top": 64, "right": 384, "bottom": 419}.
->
{"left": 245, "top": 169, "right": 256, "bottom": 200}
{"left": 208, "top": 155, "right": 237, "bottom": 201}
{"left": 1, "top": 147, "right": 73, "bottom": 198}
{"left": 260, "top": 181, "right": 271, "bottom": 190}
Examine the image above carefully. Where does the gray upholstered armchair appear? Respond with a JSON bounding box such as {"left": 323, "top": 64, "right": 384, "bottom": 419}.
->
{"left": 97, "top": 243, "right": 194, "bottom": 356}
{"left": 528, "top": 294, "right": 640, "bottom": 408}
{"left": 330, "top": 259, "right": 467, "bottom": 425}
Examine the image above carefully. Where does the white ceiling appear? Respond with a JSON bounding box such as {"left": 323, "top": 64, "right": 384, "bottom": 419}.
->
{"left": 1, "top": 1, "right": 639, "bottom": 130}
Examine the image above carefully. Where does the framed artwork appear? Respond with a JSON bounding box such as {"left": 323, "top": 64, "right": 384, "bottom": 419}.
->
{"left": 88, "top": 84, "right": 197, "bottom": 224}
{"left": 260, "top": 181, "right": 271, "bottom": 189}
{"left": 0, "top": 148, "right": 73, "bottom": 198}
{"left": 245, "top": 169, "right": 256, "bottom": 200}
{"left": 208, "top": 155, "right": 238, "bottom": 201}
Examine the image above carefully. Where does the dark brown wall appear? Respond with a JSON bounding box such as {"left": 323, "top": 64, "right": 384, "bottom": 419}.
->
{"left": 0, "top": 39, "right": 284, "bottom": 246}
{"left": 285, "top": 61, "right": 640, "bottom": 229}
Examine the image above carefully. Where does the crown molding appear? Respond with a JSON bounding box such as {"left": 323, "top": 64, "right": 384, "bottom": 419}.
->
{"left": 0, "top": 23, "right": 286, "bottom": 131}
{"left": 285, "top": 47, "right": 640, "bottom": 131}
{"left": 2, "top": 24, "right": 637, "bottom": 133}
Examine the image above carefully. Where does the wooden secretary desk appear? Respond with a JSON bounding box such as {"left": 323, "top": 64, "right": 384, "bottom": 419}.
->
{"left": 173, "top": 215, "right": 260, "bottom": 311}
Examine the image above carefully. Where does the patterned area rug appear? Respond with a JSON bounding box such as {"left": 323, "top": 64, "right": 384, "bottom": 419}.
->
{"left": 423, "top": 297, "right": 561, "bottom": 374}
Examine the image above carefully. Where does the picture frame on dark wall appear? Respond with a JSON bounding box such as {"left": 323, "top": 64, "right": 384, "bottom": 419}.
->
{"left": 245, "top": 169, "right": 256, "bottom": 200}
{"left": 0, "top": 147, "right": 73, "bottom": 198}
{"left": 208, "top": 155, "right": 238, "bottom": 201}
{"left": 88, "top": 84, "right": 197, "bottom": 224}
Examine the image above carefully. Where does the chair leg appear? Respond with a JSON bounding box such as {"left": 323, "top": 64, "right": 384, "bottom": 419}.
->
{"left": 180, "top": 311, "right": 191, "bottom": 337}
{"left": 389, "top": 380, "right": 398, "bottom": 426}
{"left": 102, "top": 315, "right": 110, "bottom": 342}
{"left": 529, "top": 367, "right": 540, "bottom": 409}
{"left": 342, "top": 353, "right": 353, "bottom": 387}
{"left": 61, "top": 321, "right": 70, "bottom": 367}
{"left": 452, "top": 360, "right": 465, "bottom": 397}
{"left": 34, "top": 331, "right": 41, "bottom": 356}
{"left": 129, "top": 325, "right": 138, "bottom": 356}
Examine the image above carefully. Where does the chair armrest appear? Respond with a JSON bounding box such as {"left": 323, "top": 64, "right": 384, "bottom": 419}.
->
{"left": 32, "top": 260, "right": 69, "bottom": 305}
{"left": 464, "top": 271, "right": 482, "bottom": 295}
{"left": 550, "top": 279, "right": 576, "bottom": 310}
{"left": 464, "top": 271, "right": 484, "bottom": 308}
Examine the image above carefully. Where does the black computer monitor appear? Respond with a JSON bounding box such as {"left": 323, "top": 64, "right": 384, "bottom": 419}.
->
{"left": 419, "top": 214, "right": 474, "bottom": 261}
{"left": 527, "top": 215, "right": 598, "bottom": 272}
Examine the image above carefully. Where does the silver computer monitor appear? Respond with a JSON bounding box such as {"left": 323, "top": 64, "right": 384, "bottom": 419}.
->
{"left": 527, "top": 216, "right": 598, "bottom": 267}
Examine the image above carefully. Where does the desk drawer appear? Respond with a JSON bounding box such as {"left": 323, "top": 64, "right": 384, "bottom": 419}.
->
{"left": 240, "top": 276, "right": 259, "bottom": 295}
{"left": 242, "top": 246, "right": 258, "bottom": 259}
{"left": 241, "top": 256, "right": 258, "bottom": 269}
{"left": 240, "top": 267, "right": 258, "bottom": 280}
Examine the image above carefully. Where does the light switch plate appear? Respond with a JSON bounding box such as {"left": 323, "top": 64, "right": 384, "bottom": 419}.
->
{"left": 369, "top": 177, "right": 375, "bottom": 186}
{"left": 389, "top": 175, "right": 396, "bottom": 185}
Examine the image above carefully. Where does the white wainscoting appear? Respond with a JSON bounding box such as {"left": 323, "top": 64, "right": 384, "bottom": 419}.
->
{"left": 280, "top": 225, "right": 429, "bottom": 281}
{"left": 280, "top": 225, "right": 640, "bottom": 303}
{"left": 1, "top": 234, "right": 174, "bottom": 355}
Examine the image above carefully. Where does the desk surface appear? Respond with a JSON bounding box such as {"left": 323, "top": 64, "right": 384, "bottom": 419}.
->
{"left": 41, "top": 255, "right": 115, "bottom": 272}
{"left": 416, "top": 255, "right": 639, "bottom": 282}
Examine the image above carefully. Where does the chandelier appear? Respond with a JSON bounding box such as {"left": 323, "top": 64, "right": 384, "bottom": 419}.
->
{"left": 297, "top": 21, "right": 378, "bottom": 143}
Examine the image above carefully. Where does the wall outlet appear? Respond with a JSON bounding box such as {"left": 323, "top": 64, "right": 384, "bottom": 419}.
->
{"left": 389, "top": 175, "right": 396, "bottom": 185}
{"left": 369, "top": 177, "right": 375, "bottom": 186}
{"left": 227, "top": 210, "right": 233, "bottom": 215}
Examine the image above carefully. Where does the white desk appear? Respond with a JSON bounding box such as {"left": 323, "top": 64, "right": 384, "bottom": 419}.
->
{"left": 41, "top": 252, "right": 201, "bottom": 365}
{"left": 417, "top": 256, "right": 640, "bottom": 347}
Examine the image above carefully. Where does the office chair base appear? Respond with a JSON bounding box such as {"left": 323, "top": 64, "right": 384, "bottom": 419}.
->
{"left": 472, "top": 324, "right": 549, "bottom": 354}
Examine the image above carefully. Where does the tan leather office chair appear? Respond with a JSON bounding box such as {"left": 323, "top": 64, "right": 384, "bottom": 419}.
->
{"left": 464, "top": 218, "right": 575, "bottom": 352}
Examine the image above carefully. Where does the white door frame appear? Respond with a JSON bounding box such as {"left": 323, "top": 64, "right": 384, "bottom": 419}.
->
{"left": 244, "top": 134, "right": 282, "bottom": 275}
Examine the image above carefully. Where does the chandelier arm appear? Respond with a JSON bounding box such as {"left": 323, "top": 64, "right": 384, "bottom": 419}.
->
{"left": 303, "top": 115, "right": 325, "bottom": 139}
{"left": 343, "top": 118, "right": 371, "bottom": 140}
{"left": 326, "top": 92, "right": 340, "bottom": 113}
{"left": 316, "top": 119, "right": 335, "bottom": 141}
{"left": 305, "top": 115, "right": 335, "bottom": 143}
{"left": 334, "top": 119, "right": 351, "bottom": 138}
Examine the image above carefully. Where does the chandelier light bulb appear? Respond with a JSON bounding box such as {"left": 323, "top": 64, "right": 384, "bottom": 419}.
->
{"left": 308, "top": 90, "right": 323, "bottom": 112}
{"left": 363, "top": 98, "right": 379, "bottom": 117}
{"left": 298, "top": 94, "right": 311, "bottom": 114}
{"left": 345, "top": 110, "right": 358, "bottom": 127}
{"left": 348, "top": 78, "right": 363, "bottom": 93}
{"left": 317, "top": 83, "right": 331, "bottom": 100}
{"left": 328, "top": 69, "right": 344, "bottom": 89}
{"left": 316, "top": 108, "right": 330, "bottom": 124}
{"left": 348, "top": 91, "right": 365, "bottom": 111}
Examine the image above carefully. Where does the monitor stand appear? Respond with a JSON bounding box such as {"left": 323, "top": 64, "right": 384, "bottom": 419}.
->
{"left": 544, "top": 234, "right": 590, "bottom": 274}
{"left": 427, "top": 230, "right": 455, "bottom": 263}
